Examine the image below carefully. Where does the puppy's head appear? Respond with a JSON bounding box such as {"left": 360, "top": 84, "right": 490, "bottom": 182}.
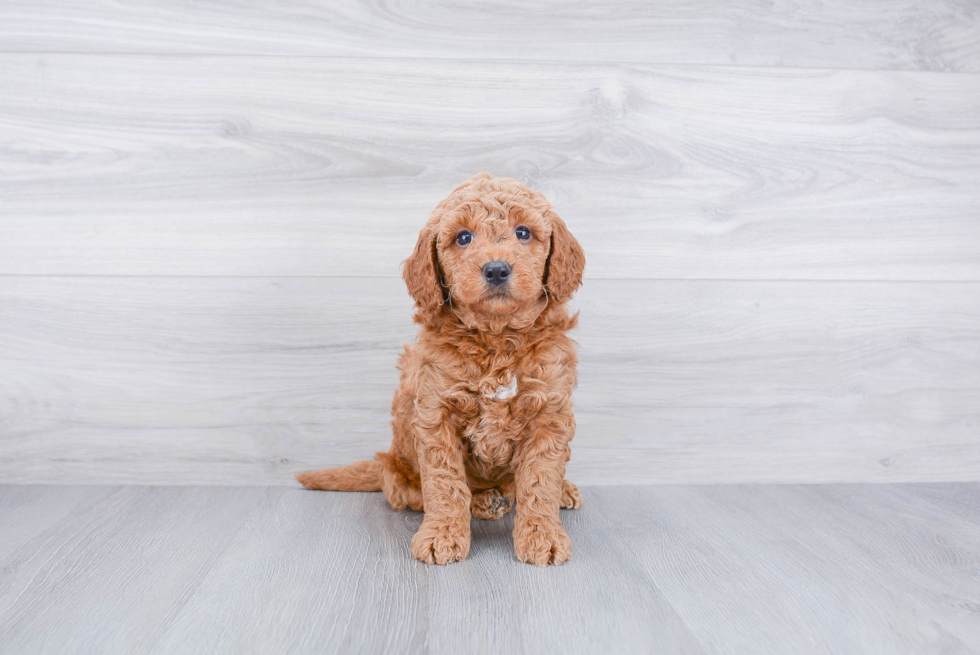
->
{"left": 403, "top": 173, "right": 584, "bottom": 325}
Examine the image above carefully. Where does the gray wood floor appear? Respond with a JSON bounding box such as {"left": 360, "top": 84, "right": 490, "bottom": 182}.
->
{"left": 1, "top": 483, "right": 978, "bottom": 654}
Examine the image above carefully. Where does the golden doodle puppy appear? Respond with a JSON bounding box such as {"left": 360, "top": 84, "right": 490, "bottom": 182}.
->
{"left": 297, "top": 173, "right": 585, "bottom": 567}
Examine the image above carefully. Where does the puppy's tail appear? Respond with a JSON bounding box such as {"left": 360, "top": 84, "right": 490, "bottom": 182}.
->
{"left": 296, "top": 458, "right": 382, "bottom": 492}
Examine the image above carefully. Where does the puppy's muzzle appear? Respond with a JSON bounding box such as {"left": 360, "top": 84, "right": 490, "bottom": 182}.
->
{"left": 482, "top": 260, "right": 512, "bottom": 287}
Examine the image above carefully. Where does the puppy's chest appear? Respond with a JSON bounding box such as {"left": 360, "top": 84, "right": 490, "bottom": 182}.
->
{"left": 461, "top": 369, "right": 530, "bottom": 467}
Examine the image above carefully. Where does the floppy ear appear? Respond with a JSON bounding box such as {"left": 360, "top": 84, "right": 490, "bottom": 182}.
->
{"left": 543, "top": 211, "right": 585, "bottom": 304}
{"left": 402, "top": 220, "right": 445, "bottom": 319}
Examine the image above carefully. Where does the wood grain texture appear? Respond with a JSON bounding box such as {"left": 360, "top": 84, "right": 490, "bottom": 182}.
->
{"left": 147, "top": 488, "right": 702, "bottom": 655}
{"left": 1, "top": 1, "right": 978, "bottom": 72}
{"left": 2, "top": 3, "right": 977, "bottom": 490}
{"left": 2, "top": 56, "right": 979, "bottom": 279}
{"left": 1, "top": 276, "right": 977, "bottom": 486}
{"left": 597, "top": 484, "right": 980, "bottom": 654}
{"left": 0, "top": 486, "right": 266, "bottom": 654}
{"left": 1, "top": 484, "right": 978, "bottom": 654}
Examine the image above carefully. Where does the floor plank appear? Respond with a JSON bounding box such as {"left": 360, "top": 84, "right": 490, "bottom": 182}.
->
{"left": 2, "top": 56, "right": 979, "bottom": 279}
{"left": 423, "top": 495, "right": 702, "bottom": 654}
{"left": 0, "top": 1, "right": 977, "bottom": 71}
{"left": 1, "top": 484, "right": 978, "bottom": 654}
{"left": 900, "top": 483, "right": 980, "bottom": 525}
{"left": 1, "top": 276, "right": 977, "bottom": 485}
{"left": 598, "top": 484, "right": 980, "bottom": 654}
{"left": 146, "top": 491, "right": 429, "bottom": 654}
{"left": 0, "top": 486, "right": 265, "bottom": 654}
{"left": 0, "top": 486, "right": 118, "bottom": 568}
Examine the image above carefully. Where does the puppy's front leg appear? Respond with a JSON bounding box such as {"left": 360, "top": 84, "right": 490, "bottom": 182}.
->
{"left": 513, "top": 428, "right": 572, "bottom": 567}
{"left": 411, "top": 412, "right": 471, "bottom": 565}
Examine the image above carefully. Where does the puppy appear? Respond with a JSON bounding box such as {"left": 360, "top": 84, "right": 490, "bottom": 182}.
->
{"left": 297, "top": 173, "right": 585, "bottom": 567}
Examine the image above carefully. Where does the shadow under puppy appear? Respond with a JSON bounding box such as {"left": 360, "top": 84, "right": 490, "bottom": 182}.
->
{"left": 298, "top": 173, "right": 585, "bottom": 567}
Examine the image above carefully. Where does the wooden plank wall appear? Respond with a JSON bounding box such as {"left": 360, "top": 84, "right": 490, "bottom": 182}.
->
{"left": 1, "top": 2, "right": 978, "bottom": 485}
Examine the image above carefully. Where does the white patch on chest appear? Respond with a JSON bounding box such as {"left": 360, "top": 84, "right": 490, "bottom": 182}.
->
{"left": 486, "top": 375, "right": 518, "bottom": 401}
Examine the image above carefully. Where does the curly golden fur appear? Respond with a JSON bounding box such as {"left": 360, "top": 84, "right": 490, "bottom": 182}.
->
{"left": 297, "top": 173, "right": 586, "bottom": 567}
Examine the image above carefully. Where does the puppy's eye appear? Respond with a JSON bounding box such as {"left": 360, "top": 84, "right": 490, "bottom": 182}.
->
{"left": 455, "top": 230, "right": 473, "bottom": 246}
{"left": 515, "top": 225, "right": 532, "bottom": 241}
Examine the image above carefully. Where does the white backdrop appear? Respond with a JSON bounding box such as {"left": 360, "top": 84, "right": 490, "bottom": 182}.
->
{"left": 1, "top": 2, "right": 978, "bottom": 485}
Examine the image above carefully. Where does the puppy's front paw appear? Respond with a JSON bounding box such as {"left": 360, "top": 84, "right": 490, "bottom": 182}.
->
{"left": 514, "top": 520, "right": 571, "bottom": 567}
{"left": 411, "top": 518, "right": 470, "bottom": 565}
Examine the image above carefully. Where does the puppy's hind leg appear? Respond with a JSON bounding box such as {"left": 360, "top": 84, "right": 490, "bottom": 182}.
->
{"left": 560, "top": 479, "right": 583, "bottom": 509}
{"left": 471, "top": 488, "right": 512, "bottom": 520}
{"left": 377, "top": 452, "right": 423, "bottom": 511}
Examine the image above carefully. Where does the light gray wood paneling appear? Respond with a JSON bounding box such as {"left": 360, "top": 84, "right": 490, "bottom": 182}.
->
{"left": 1, "top": 1, "right": 978, "bottom": 72}
{"left": 1, "top": 276, "right": 977, "bottom": 486}
{"left": 2, "top": 56, "right": 979, "bottom": 279}
{"left": 1, "top": 484, "right": 978, "bottom": 654}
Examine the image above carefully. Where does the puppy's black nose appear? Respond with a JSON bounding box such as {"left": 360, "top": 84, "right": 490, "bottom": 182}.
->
{"left": 482, "top": 261, "right": 511, "bottom": 286}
